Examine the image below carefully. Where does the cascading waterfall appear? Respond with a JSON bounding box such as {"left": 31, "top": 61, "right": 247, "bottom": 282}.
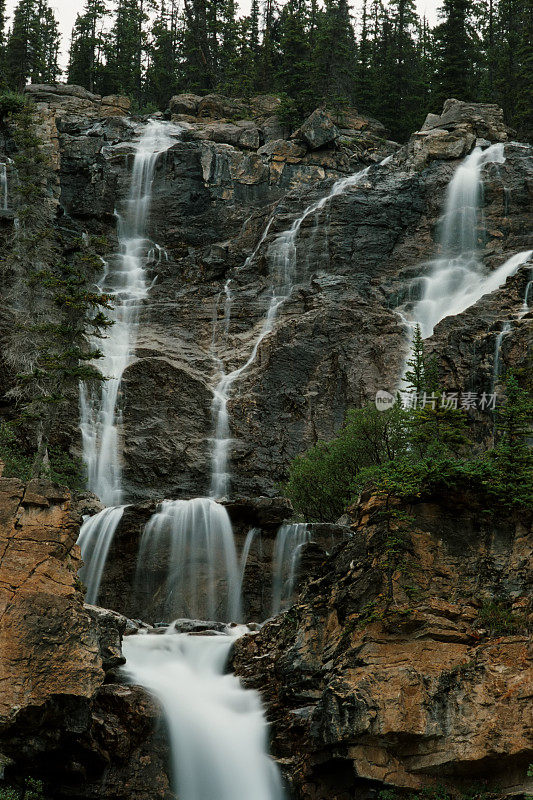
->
{"left": 134, "top": 497, "right": 241, "bottom": 622}
{"left": 77, "top": 505, "right": 126, "bottom": 604}
{"left": 271, "top": 523, "right": 311, "bottom": 615}
{"left": 79, "top": 121, "right": 180, "bottom": 507}
{"left": 491, "top": 322, "right": 511, "bottom": 389}
{"left": 410, "top": 144, "right": 506, "bottom": 340}
{"left": 399, "top": 143, "right": 533, "bottom": 387}
{"left": 122, "top": 630, "right": 286, "bottom": 800}
{"left": 0, "top": 163, "right": 8, "bottom": 210}
{"left": 210, "top": 162, "right": 380, "bottom": 499}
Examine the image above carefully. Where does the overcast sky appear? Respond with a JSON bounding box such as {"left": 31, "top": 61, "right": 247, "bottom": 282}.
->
{"left": 5, "top": 0, "right": 441, "bottom": 71}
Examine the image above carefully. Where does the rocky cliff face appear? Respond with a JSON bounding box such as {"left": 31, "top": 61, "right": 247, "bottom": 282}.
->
{"left": 232, "top": 491, "right": 533, "bottom": 798}
{"left": 2, "top": 88, "right": 530, "bottom": 503}
{"left": 0, "top": 476, "right": 172, "bottom": 799}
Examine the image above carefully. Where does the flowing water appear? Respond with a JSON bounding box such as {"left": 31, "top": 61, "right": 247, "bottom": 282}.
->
{"left": 134, "top": 497, "right": 241, "bottom": 622}
{"left": 77, "top": 505, "right": 126, "bottom": 604}
{"left": 79, "top": 121, "right": 180, "bottom": 507}
{"left": 399, "top": 143, "right": 532, "bottom": 388}
{"left": 0, "top": 163, "right": 7, "bottom": 210}
{"left": 122, "top": 630, "right": 286, "bottom": 800}
{"left": 491, "top": 321, "right": 511, "bottom": 390}
{"left": 210, "top": 163, "right": 380, "bottom": 499}
{"left": 271, "top": 523, "right": 311, "bottom": 615}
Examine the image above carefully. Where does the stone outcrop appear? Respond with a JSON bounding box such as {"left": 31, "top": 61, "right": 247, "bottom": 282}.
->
{"left": 232, "top": 491, "right": 533, "bottom": 797}
{"left": 0, "top": 477, "right": 172, "bottom": 799}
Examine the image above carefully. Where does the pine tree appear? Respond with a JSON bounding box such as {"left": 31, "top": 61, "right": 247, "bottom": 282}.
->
{"left": 432, "top": 0, "right": 473, "bottom": 108}
{"left": 68, "top": 0, "right": 109, "bottom": 93}
{"left": 145, "top": 0, "right": 179, "bottom": 107}
{"left": 514, "top": 0, "right": 533, "bottom": 138}
{"left": 312, "top": 0, "right": 357, "bottom": 107}
{"left": 5, "top": 0, "right": 61, "bottom": 89}
{"left": 277, "top": 0, "right": 313, "bottom": 114}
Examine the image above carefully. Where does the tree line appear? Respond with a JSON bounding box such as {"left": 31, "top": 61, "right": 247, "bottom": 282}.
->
{"left": 0, "top": 0, "right": 531, "bottom": 141}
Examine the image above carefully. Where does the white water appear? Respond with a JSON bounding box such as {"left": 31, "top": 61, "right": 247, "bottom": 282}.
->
{"left": 491, "top": 321, "right": 511, "bottom": 390}
{"left": 239, "top": 527, "right": 260, "bottom": 588}
{"left": 79, "top": 121, "right": 180, "bottom": 506}
{"left": 410, "top": 145, "right": 506, "bottom": 339}
{"left": 77, "top": 505, "right": 125, "bottom": 604}
{"left": 210, "top": 163, "right": 377, "bottom": 499}
{"left": 272, "top": 523, "right": 311, "bottom": 615}
{"left": 135, "top": 497, "right": 241, "bottom": 622}
{"left": 122, "top": 630, "right": 285, "bottom": 800}
{"left": 399, "top": 144, "right": 532, "bottom": 390}
{"left": 0, "top": 163, "right": 7, "bottom": 210}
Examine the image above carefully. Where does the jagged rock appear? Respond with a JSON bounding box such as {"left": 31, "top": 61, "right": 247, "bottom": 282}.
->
{"left": 294, "top": 108, "right": 340, "bottom": 149}
{"left": 423, "top": 98, "right": 510, "bottom": 142}
{"left": 84, "top": 605, "right": 128, "bottom": 671}
{"left": 412, "top": 126, "right": 476, "bottom": 167}
{"left": 233, "top": 490, "right": 533, "bottom": 796}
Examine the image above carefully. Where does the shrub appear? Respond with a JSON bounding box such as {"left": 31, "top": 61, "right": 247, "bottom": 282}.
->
{"left": 284, "top": 404, "right": 408, "bottom": 521}
{"left": 0, "top": 91, "right": 28, "bottom": 120}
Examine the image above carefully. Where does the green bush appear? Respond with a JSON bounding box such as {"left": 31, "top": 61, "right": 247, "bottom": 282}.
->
{"left": 477, "top": 600, "right": 525, "bottom": 636}
{"left": 284, "top": 403, "right": 409, "bottom": 521}
{"left": 0, "top": 91, "right": 28, "bottom": 120}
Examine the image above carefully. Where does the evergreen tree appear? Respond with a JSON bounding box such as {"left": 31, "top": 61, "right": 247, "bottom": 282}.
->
{"left": 68, "top": 0, "right": 109, "bottom": 93}
{"left": 312, "top": 0, "right": 357, "bottom": 106}
{"left": 5, "top": 0, "right": 61, "bottom": 89}
{"left": 432, "top": 0, "right": 473, "bottom": 107}
{"left": 145, "top": 0, "right": 179, "bottom": 106}
{"left": 277, "top": 0, "right": 312, "bottom": 113}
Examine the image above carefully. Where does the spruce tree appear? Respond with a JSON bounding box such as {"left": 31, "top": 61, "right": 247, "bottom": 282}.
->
{"left": 432, "top": 0, "right": 473, "bottom": 108}
{"left": 68, "top": 0, "right": 109, "bottom": 93}
{"left": 312, "top": 0, "right": 357, "bottom": 107}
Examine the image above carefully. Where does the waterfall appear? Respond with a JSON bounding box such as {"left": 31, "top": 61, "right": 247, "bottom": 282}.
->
{"left": 77, "top": 505, "right": 125, "bottom": 604}
{"left": 271, "top": 523, "right": 311, "bottom": 615}
{"left": 0, "top": 163, "right": 7, "bottom": 210}
{"left": 522, "top": 269, "right": 533, "bottom": 314}
{"left": 399, "top": 143, "right": 533, "bottom": 389}
{"left": 491, "top": 322, "right": 511, "bottom": 390}
{"left": 210, "top": 162, "right": 382, "bottom": 499}
{"left": 135, "top": 497, "right": 241, "bottom": 622}
{"left": 122, "top": 630, "right": 286, "bottom": 800}
{"left": 411, "top": 144, "right": 506, "bottom": 340}
{"left": 79, "top": 121, "right": 180, "bottom": 507}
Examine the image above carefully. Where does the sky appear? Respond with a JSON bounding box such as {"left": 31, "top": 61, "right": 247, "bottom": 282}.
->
{"left": 5, "top": 0, "right": 441, "bottom": 72}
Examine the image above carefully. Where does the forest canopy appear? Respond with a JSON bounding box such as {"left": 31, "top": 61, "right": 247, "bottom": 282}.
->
{"left": 0, "top": 0, "right": 531, "bottom": 142}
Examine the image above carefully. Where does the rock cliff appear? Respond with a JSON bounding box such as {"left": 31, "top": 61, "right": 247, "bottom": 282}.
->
{"left": 232, "top": 491, "right": 533, "bottom": 798}
{"left": 2, "top": 88, "right": 530, "bottom": 502}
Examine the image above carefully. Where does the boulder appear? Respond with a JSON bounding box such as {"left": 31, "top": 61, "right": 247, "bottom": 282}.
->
{"left": 25, "top": 83, "right": 101, "bottom": 102}
{"left": 169, "top": 93, "right": 202, "bottom": 116}
{"left": 294, "top": 108, "right": 340, "bottom": 149}
{"left": 197, "top": 94, "right": 251, "bottom": 120}
{"left": 101, "top": 94, "right": 131, "bottom": 115}
{"left": 257, "top": 138, "right": 306, "bottom": 159}
{"left": 424, "top": 98, "right": 509, "bottom": 142}
{"left": 412, "top": 126, "right": 476, "bottom": 167}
